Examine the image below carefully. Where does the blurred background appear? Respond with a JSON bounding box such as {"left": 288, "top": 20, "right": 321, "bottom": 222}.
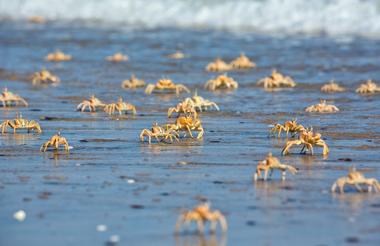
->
{"left": 1, "top": 0, "right": 380, "bottom": 38}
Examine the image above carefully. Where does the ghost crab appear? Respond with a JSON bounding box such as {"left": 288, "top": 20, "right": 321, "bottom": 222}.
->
{"left": 186, "top": 91, "right": 220, "bottom": 112}
{"left": 230, "top": 53, "right": 256, "bottom": 69}
{"left": 175, "top": 203, "right": 227, "bottom": 234}
{"left": 145, "top": 79, "right": 190, "bottom": 95}
{"left": 106, "top": 52, "right": 128, "bottom": 62}
{"left": 168, "top": 115, "right": 204, "bottom": 139}
{"left": 321, "top": 81, "right": 345, "bottom": 93}
{"left": 331, "top": 167, "right": 380, "bottom": 193}
{"left": 205, "top": 74, "right": 238, "bottom": 91}
{"left": 168, "top": 101, "right": 198, "bottom": 118}
{"left": 282, "top": 129, "right": 329, "bottom": 156}
{"left": 167, "top": 51, "right": 185, "bottom": 59}
{"left": 270, "top": 119, "right": 305, "bottom": 138}
{"left": 1, "top": 113, "right": 42, "bottom": 134}
{"left": 257, "top": 70, "right": 296, "bottom": 89}
{"left": 76, "top": 95, "right": 105, "bottom": 112}
{"left": 104, "top": 97, "right": 136, "bottom": 115}
{"left": 356, "top": 80, "right": 380, "bottom": 94}
{"left": 206, "top": 58, "right": 232, "bottom": 72}
{"left": 305, "top": 100, "right": 339, "bottom": 113}
{"left": 31, "top": 69, "right": 60, "bottom": 85}
{"left": 40, "top": 132, "right": 70, "bottom": 152}
{"left": 0, "top": 88, "right": 28, "bottom": 107}
{"left": 45, "top": 50, "right": 72, "bottom": 62}
{"left": 140, "top": 122, "right": 180, "bottom": 144}
{"left": 254, "top": 153, "right": 298, "bottom": 181}
{"left": 121, "top": 74, "right": 145, "bottom": 89}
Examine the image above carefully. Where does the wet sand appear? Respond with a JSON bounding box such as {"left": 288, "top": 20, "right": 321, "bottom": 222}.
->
{"left": 1, "top": 22, "right": 380, "bottom": 246}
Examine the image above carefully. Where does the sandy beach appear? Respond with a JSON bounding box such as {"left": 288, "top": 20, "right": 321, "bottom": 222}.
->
{"left": 1, "top": 1, "right": 380, "bottom": 245}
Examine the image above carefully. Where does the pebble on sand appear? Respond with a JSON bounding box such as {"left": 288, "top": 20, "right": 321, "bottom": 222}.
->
{"left": 13, "top": 210, "right": 26, "bottom": 222}
{"left": 126, "top": 179, "right": 135, "bottom": 184}
{"left": 96, "top": 224, "right": 107, "bottom": 232}
{"left": 109, "top": 235, "right": 120, "bottom": 243}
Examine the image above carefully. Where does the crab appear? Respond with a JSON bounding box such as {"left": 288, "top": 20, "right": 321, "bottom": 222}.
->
{"left": 0, "top": 88, "right": 28, "bottom": 107}
{"left": 186, "top": 91, "right": 220, "bottom": 112}
{"left": 254, "top": 153, "right": 298, "bottom": 181}
{"left": 0, "top": 113, "right": 42, "bottom": 134}
{"left": 230, "top": 53, "right": 256, "bottom": 69}
{"left": 356, "top": 80, "right": 380, "bottom": 94}
{"left": 282, "top": 129, "right": 329, "bottom": 156}
{"left": 104, "top": 97, "right": 136, "bottom": 115}
{"left": 31, "top": 69, "right": 60, "bottom": 85}
{"left": 145, "top": 79, "right": 190, "bottom": 95}
{"left": 76, "top": 95, "right": 105, "bottom": 112}
{"left": 168, "top": 100, "right": 198, "bottom": 118}
{"left": 169, "top": 92, "right": 219, "bottom": 117}
{"left": 305, "top": 100, "right": 339, "bottom": 113}
{"left": 106, "top": 52, "right": 129, "bottom": 62}
{"left": 40, "top": 132, "right": 70, "bottom": 152}
{"left": 205, "top": 74, "right": 238, "bottom": 91}
{"left": 331, "top": 167, "right": 380, "bottom": 193}
{"left": 167, "top": 51, "right": 185, "bottom": 59}
{"left": 175, "top": 203, "right": 227, "bottom": 234}
{"left": 257, "top": 70, "right": 296, "bottom": 89}
{"left": 168, "top": 115, "right": 204, "bottom": 139}
{"left": 121, "top": 74, "right": 145, "bottom": 89}
{"left": 28, "top": 16, "right": 46, "bottom": 24}
{"left": 45, "top": 50, "right": 72, "bottom": 62}
{"left": 205, "top": 58, "right": 232, "bottom": 72}
{"left": 321, "top": 81, "right": 345, "bottom": 93}
{"left": 270, "top": 119, "right": 305, "bottom": 138}
{"left": 140, "top": 122, "right": 180, "bottom": 144}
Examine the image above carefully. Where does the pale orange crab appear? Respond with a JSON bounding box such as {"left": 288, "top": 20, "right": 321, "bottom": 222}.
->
{"left": 257, "top": 70, "right": 296, "bottom": 89}
{"left": 0, "top": 88, "right": 28, "bottom": 107}
{"left": 105, "top": 52, "right": 129, "bottom": 62}
{"left": 31, "top": 69, "right": 60, "bottom": 85}
{"left": 305, "top": 100, "right": 339, "bottom": 113}
{"left": 104, "top": 97, "right": 136, "bottom": 115}
{"left": 205, "top": 58, "right": 232, "bottom": 72}
{"left": 140, "top": 122, "right": 180, "bottom": 144}
{"left": 40, "top": 132, "right": 70, "bottom": 152}
{"left": 205, "top": 74, "right": 238, "bottom": 91}
{"left": 145, "top": 79, "right": 190, "bottom": 95}
{"left": 321, "top": 80, "right": 345, "bottom": 93}
{"left": 356, "top": 80, "right": 380, "bottom": 94}
{"left": 28, "top": 16, "right": 46, "bottom": 24}
{"left": 270, "top": 119, "right": 305, "bottom": 138}
{"left": 1, "top": 113, "right": 42, "bottom": 134}
{"left": 254, "top": 153, "right": 298, "bottom": 181}
{"left": 282, "top": 129, "right": 329, "bottom": 156}
{"left": 121, "top": 74, "right": 145, "bottom": 89}
{"left": 45, "top": 50, "right": 72, "bottom": 62}
{"left": 331, "top": 167, "right": 380, "bottom": 193}
{"left": 175, "top": 203, "right": 227, "bottom": 234}
{"left": 184, "top": 91, "right": 220, "bottom": 112}
{"left": 76, "top": 95, "right": 105, "bottom": 112}
{"left": 168, "top": 92, "right": 219, "bottom": 117}
{"left": 168, "top": 100, "right": 198, "bottom": 118}
{"left": 167, "top": 51, "right": 185, "bottom": 59}
{"left": 167, "top": 115, "right": 204, "bottom": 139}
{"left": 230, "top": 53, "right": 256, "bottom": 69}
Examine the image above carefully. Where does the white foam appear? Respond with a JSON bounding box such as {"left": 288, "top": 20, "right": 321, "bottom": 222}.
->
{"left": 1, "top": 0, "right": 380, "bottom": 38}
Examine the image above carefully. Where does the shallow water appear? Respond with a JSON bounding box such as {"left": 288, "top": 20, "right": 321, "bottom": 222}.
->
{"left": 1, "top": 21, "right": 380, "bottom": 246}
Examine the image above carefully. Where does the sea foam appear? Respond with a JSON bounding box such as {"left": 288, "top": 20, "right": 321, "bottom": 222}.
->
{"left": 1, "top": 0, "right": 380, "bottom": 38}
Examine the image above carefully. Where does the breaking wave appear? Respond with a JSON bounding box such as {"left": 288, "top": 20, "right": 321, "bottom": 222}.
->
{"left": 1, "top": 0, "right": 380, "bottom": 38}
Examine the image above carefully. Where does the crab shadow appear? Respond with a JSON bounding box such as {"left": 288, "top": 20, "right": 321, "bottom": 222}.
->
{"left": 174, "top": 233, "right": 227, "bottom": 246}
{"left": 41, "top": 150, "right": 70, "bottom": 165}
